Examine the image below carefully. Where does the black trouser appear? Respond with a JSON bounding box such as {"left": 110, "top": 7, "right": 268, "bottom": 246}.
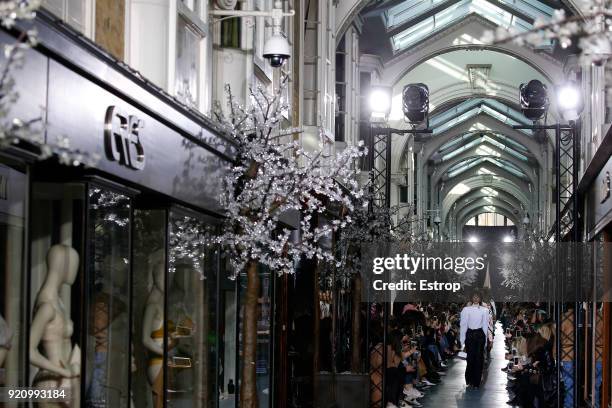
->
{"left": 385, "top": 367, "right": 403, "bottom": 405}
{"left": 465, "top": 328, "right": 486, "bottom": 387}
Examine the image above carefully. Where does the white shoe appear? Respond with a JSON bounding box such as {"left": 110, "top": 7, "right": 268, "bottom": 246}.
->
{"left": 440, "top": 362, "right": 448, "bottom": 368}
{"left": 404, "top": 388, "right": 423, "bottom": 399}
{"left": 422, "top": 379, "right": 436, "bottom": 386}
{"left": 408, "top": 399, "right": 422, "bottom": 407}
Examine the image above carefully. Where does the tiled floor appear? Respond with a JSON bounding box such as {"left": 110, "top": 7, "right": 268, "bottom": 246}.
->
{"left": 420, "top": 323, "right": 510, "bottom": 408}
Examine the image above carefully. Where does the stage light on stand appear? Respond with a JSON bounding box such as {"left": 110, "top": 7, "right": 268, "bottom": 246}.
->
{"left": 519, "top": 79, "right": 549, "bottom": 121}
{"left": 402, "top": 83, "right": 429, "bottom": 124}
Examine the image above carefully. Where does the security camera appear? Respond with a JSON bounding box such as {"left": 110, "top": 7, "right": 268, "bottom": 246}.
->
{"left": 263, "top": 32, "right": 291, "bottom": 68}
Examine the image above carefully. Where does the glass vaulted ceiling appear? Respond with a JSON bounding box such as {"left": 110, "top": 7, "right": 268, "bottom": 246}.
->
{"left": 428, "top": 97, "right": 534, "bottom": 136}
{"left": 387, "top": 0, "right": 555, "bottom": 52}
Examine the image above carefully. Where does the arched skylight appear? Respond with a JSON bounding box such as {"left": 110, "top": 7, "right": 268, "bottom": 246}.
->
{"left": 429, "top": 98, "right": 534, "bottom": 136}
{"left": 387, "top": 0, "right": 555, "bottom": 52}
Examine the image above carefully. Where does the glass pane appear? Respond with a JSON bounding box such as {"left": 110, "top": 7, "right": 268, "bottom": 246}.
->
{"left": 219, "top": 256, "right": 237, "bottom": 407}
{"left": 30, "top": 182, "right": 86, "bottom": 407}
{"left": 175, "top": 17, "right": 200, "bottom": 108}
{"left": 85, "top": 187, "right": 131, "bottom": 407}
{"left": 132, "top": 209, "right": 167, "bottom": 408}
{"left": 167, "top": 212, "right": 217, "bottom": 407}
{"left": 0, "top": 161, "right": 26, "bottom": 393}
{"left": 238, "top": 265, "right": 272, "bottom": 407}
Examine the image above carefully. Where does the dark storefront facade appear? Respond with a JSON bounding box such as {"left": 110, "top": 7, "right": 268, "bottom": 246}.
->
{"left": 0, "top": 12, "right": 276, "bottom": 408}
{"left": 583, "top": 128, "right": 612, "bottom": 408}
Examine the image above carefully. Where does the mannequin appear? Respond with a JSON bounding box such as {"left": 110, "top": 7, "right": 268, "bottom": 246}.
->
{"left": 142, "top": 261, "right": 165, "bottom": 408}
{"left": 29, "top": 244, "right": 80, "bottom": 408}
{"left": 166, "top": 264, "right": 196, "bottom": 395}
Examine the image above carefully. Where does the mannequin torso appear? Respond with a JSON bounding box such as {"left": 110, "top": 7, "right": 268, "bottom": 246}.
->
{"left": 29, "top": 244, "right": 80, "bottom": 408}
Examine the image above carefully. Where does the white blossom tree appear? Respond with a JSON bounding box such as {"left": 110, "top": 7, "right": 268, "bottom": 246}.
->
{"left": 212, "top": 76, "right": 365, "bottom": 407}
{"left": 482, "top": 0, "right": 612, "bottom": 94}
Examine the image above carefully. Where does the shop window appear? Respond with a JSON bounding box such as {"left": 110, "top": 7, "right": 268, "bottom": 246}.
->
{"left": 166, "top": 211, "right": 217, "bottom": 407}
{"left": 42, "top": 0, "right": 93, "bottom": 37}
{"left": 132, "top": 209, "right": 167, "bottom": 408}
{"left": 219, "top": 256, "right": 237, "bottom": 406}
{"left": 29, "top": 182, "right": 86, "bottom": 407}
{"left": 221, "top": 15, "right": 241, "bottom": 48}
{"left": 0, "top": 160, "right": 26, "bottom": 389}
{"left": 175, "top": 3, "right": 206, "bottom": 108}
{"left": 237, "top": 264, "right": 273, "bottom": 407}
{"left": 85, "top": 187, "right": 132, "bottom": 407}
{"left": 399, "top": 185, "right": 408, "bottom": 203}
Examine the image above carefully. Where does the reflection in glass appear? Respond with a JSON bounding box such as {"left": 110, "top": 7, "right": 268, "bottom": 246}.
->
{"left": 85, "top": 187, "right": 131, "bottom": 407}
{"left": 167, "top": 212, "right": 217, "bottom": 407}
{"left": 133, "top": 209, "right": 167, "bottom": 408}
{"left": 219, "top": 256, "right": 237, "bottom": 407}
{"left": 238, "top": 265, "right": 272, "bottom": 407}
{"left": 0, "top": 161, "right": 26, "bottom": 395}
{"left": 29, "top": 182, "right": 85, "bottom": 408}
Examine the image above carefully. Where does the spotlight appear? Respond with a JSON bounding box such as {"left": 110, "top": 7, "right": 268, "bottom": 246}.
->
{"left": 557, "top": 81, "right": 583, "bottom": 121}
{"left": 503, "top": 235, "right": 514, "bottom": 243}
{"left": 519, "top": 79, "right": 549, "bottom": 121}
{"left": 402, "top": 83, "right": 429, "bottom": 124}
{"left": 369, "top": 86, "right": 392, "bottom": 121}
{"left": 467, "top": 236, "right": 479, "bottom": 243}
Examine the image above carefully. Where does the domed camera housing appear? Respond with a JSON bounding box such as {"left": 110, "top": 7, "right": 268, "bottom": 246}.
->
{"left": 263, "top": 33, "right": 291, "bottom": 68}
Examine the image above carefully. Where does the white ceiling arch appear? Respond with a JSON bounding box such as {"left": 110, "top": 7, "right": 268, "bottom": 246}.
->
{"left": 392, "top": 112, "right": 546, "bottom": 176}
{"left": 421, "top": 114, "right": 545, "bottom": 166}
{"left": 430, "top": 144, "right": 538, "bottom": 188}
{"left": 380, "top": 13, "right": 564, "bottom": 87}
{"left": 451, "top": 187, "right": 524, "bottom": 212}
{"left": 387, "top": 48, "right": 560, "bottom": 121}
{"left": 440, "top": 175, "right": 530, "bottom": 223}
{"left": 446, "top": 193, "right": 523, "bottom": 227}
{"left": 457, "top": 206, "right": 520, "bottom": 231}
{"left": 455, "top": 197, "right": 520, "bottom": 223}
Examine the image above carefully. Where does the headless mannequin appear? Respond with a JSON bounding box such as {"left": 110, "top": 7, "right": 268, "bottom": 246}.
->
{"left": 29, "top": 244, "right": 80, "bottom": 408}
{"left": 142, "top": 262, "right": 165, "bottom": 408}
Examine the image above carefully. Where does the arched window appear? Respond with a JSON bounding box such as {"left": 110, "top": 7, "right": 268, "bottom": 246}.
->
{"left": 465, "top": 212, "right": 514, "bottom": 226}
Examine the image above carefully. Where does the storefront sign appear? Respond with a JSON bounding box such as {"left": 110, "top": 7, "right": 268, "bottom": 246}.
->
{"left": 104, "top": 105, "right": 146, "bottom": 170}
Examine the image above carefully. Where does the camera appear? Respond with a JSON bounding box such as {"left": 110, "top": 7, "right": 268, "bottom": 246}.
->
{"left": 263, "top": 33, "right": 291, "bottom": 67}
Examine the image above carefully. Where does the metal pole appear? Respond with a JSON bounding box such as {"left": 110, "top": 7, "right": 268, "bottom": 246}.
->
{"left": 385, "top": 129, "right": 392, "bottom": 209}
{"left": 555, "top": 123, "right": 563, "bottom": 408}
{"left": 571, "top": 121, "right": 581, "bottom": 408}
